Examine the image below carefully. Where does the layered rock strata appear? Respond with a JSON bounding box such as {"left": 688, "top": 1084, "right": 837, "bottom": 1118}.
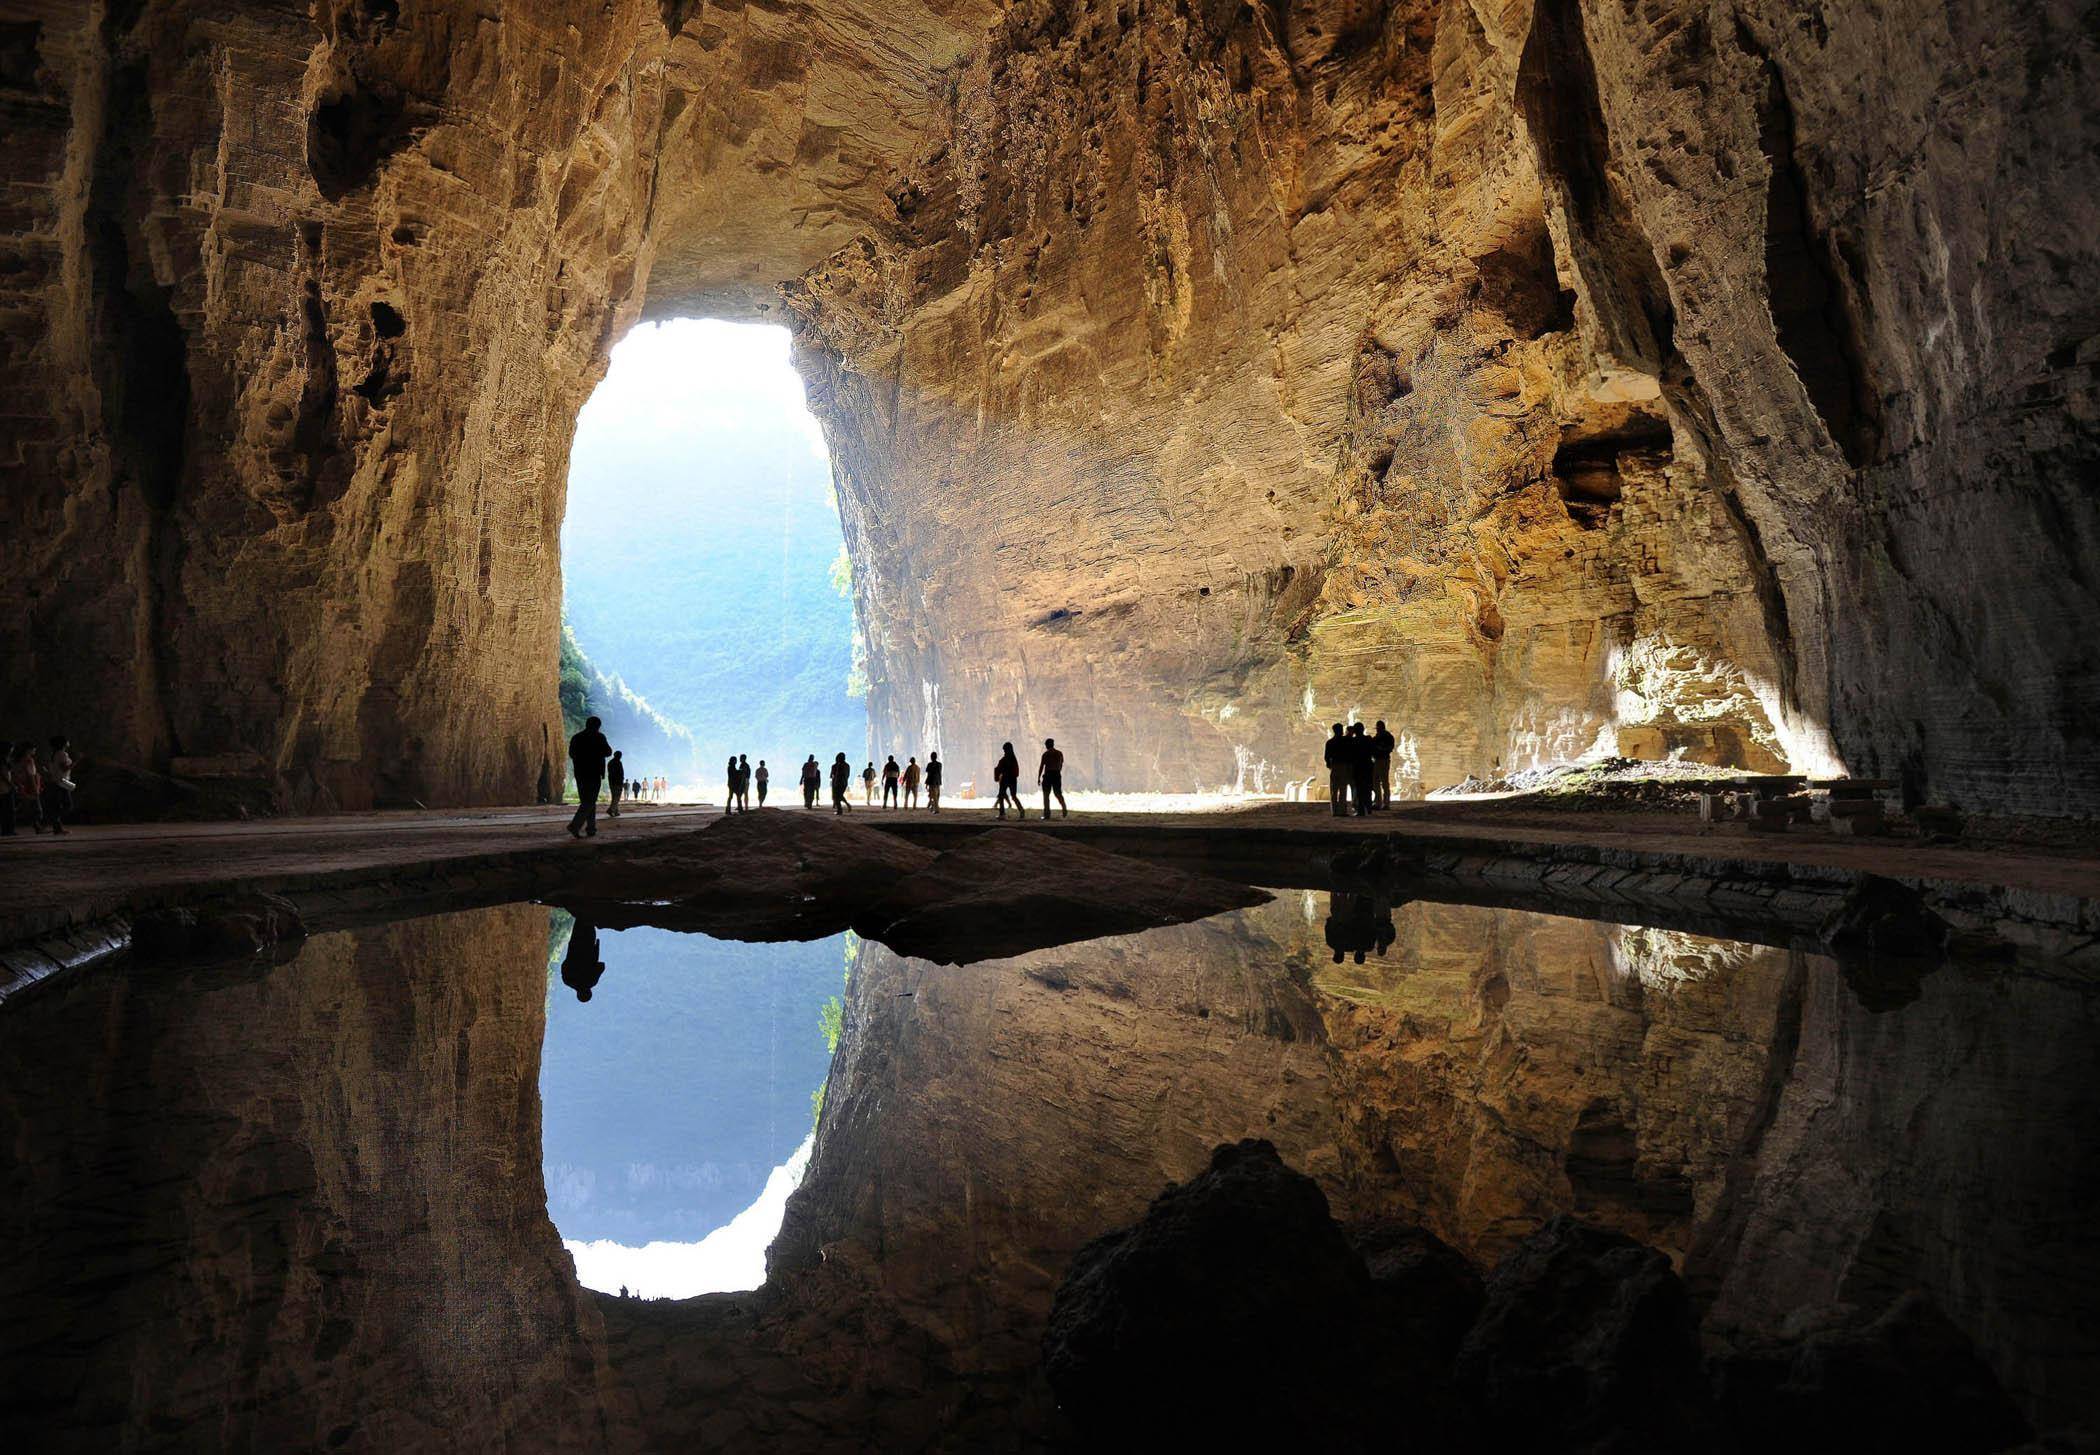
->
{"left": 2, "top": 0, "right": 2096, "bottom": 812}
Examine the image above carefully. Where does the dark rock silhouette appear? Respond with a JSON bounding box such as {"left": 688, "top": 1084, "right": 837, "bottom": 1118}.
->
{"left": 131, "top": 892, "right": 307, "bottom": 961}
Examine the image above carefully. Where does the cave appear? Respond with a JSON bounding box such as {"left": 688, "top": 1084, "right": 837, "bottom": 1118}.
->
{"left": 3, "top": 0, "right": 2099, "bottom": 1449}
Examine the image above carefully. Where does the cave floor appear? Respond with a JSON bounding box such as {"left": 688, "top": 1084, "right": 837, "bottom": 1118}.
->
{"left": 4, "top": 799, "right": 2097, "bottom": 956}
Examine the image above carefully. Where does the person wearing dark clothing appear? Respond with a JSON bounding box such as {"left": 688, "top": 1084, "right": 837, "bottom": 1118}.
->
{"left": 607, "top": 751, "right": 626, "bottom": 817}
{"left": 882, "top": 755, "right": 901, "bottom": 807}
{"left": 43, "top": 734, "right": 73, "bottom": 834}
{"left": 736, "top": 754, "right": 753, "bottom": 811}
{"left": 1371, "top": 720, "right": 1396, "bottom": 809}
{"left": 561, "top": 920, "right": 606, "bottom": 1002}
{"left": 925, "top": 752, "right": 943, "bottom": 812}
{"left": 993, "top": 742, "right": 1026, "bottom": 819}
{"left": 725, "top": 756, "right": 739, "bottom": 808}
{"left": 567, "top": 718, "right": 612, "bottom": 838}
{"left": 1038, "top": 737, "right": 1068, "bottom": 818}
{"left": 830, "top": 753, "right": 853, "bottom": 814}
{"left": 801, "top": 755, "right": 821, "bottom": 808}
{"left": 1323, "top": 724, "right": 1349, "bottom": 817}
{"left": 6, "top": 742, "right": 40, "bottom": 835}
{"left": 1346, "top": 723, "right": 1375, "bottom": 817}
{"left": 862, "top": 762, "right": 876, "bottom": 805}
{"left": 755, "top": 760, "right": 770, "bottom": 806}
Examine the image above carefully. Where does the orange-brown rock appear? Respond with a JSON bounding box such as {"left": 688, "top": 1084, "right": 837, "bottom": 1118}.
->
{"left": 1, "top": 1, "right": 2095, "bottom": 812}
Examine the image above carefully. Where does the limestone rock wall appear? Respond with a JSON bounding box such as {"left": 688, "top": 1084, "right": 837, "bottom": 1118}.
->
{"left": 2, "top": 0, "right": 2095, "bottom": 811}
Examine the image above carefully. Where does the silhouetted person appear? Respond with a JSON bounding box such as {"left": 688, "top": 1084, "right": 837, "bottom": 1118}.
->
{"left": 862, "top": 761, "right": 876, "bottom": 804}
{"left": 1038, "top": 737, "right": 1067, "bottom": 817}
{"left": 1371, "top": 720, "right": 1396, "bottom": 809}
{"left": 882, "top": 754, "right": 901, "bottom": 807}
{"left": 801, "top": 755, "right": 821, "bottom": 808}
{"left": 925, "top": 752, "right": 943, "bottom": 812}
{"left": 609, "top": 751, "right": 630, "bottom": 816}
{"left": 831, "top": 753, "right": 853, "bottom": 814}
{"left": 567, "top": 716, "right": 612, "bottom": 838}
{"left": 561, "top": 920, "right": 605, "bottom": 1002}
{"left": 1346, "top": 723, "right": 1374, "bottom": 817}
{"left": 994, "top": 742, "right": 1025, "bottom": 819}
{"left": 903, "top": 755, "right": 921, "bottom": 807}
{"left": 755, "top": 759, "right": 770, "bottom": 806}
{"left": 737, "top": 754, "right": 753, "bottom": 811}
{"left": 1324, "top": 724, "right": 1348, "bottom": 817}
{"left": 8, "top": 742, "right": 43, "bottom": 835}
{"left": 725, "top": 755, "right": 738, "bottom": 809}
{"left": 1324, "top": 891, "right": 1392, "bottom": 965}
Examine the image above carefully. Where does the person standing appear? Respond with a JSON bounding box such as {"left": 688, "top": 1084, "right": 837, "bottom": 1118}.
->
{"left": 737, "top": 754, "right": 754, "bottom": 811}
{"left": 567, "top": 716, "right": 612, "bottom": 838}
{"left": 45, "top": 734, "right": 75, "bottom": 834}
{"left": 10, "top": 743, "right": 43, "bottom": 834}
{"left": 902, "top": 756, "right": 921, "bottom": 808}
{"left": 560, "top": 920, "right": 605, "bottom": 1002}
{"left": 1038, "top": 737, "right": 1068, "bottom": 818}
{"left": 801, "top": 755, "right": 821, "bottom": 809}
{"left": 725, "top": 755, "right": 739, "bottom": 809}
{"left": 925, "top": 752, "right": 943, "bottom": 812}
{"left": 1346, "top": 723, "right": 1374, "bottom": 817}
{"left": 1323, "top": 724, "right": 1348, "bottom": 817}
{"left": 993, "top": 742, "right": 1025, "bottom": 820}
{"left": 881, "top": 754, "right": 901, "bottom": 807}
{"left": 606, "top": 750, "right": 626, "bottom": 817}
{"left": 755, "top": 759, "right": 770, "bottom": 807}
{"left": 862, "top": 760, "right": 876, "bottom": 805}
{"left": 830, "top": 753, "right": 853, "bottom": 814}
{"left": 1371, "top": 720, "right": 1396, "bottom": 809}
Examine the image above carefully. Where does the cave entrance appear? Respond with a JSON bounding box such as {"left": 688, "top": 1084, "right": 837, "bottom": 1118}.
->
{"left": 558, "top": 318, "right": 865, "bottom": 801}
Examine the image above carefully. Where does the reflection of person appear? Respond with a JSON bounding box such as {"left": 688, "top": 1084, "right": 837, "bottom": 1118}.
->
{"left": 1324, "top": 891, "right": 1396, "bottom": 965}
{"left": 560, "top": 920, "right": 606, "bottom": 1002}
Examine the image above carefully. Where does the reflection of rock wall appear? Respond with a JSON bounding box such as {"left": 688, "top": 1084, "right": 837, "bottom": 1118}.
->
{"left": 0, "top": 907, "right": 626, "bottom": 1453}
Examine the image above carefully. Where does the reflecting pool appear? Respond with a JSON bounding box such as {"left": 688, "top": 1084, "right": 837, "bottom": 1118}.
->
{"left": 1, "top": 890, "right": 2093, "bottom": 1452}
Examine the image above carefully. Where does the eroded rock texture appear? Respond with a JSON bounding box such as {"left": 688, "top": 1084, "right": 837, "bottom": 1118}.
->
{"left": 2, "top": 1, "right": 2096, "bottom": 808}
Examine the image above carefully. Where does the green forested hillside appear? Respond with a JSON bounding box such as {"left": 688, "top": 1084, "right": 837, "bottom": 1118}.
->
{"left": 560, "top": 321, "right": 867, "bottom": 781}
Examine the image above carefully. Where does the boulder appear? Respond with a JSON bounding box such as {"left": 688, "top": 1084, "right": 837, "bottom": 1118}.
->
{"left": 557, "top": 811, "right": 936, "bottom": 941}
{"left": 1455, "top": 1215, "right": 1713, "bottom": 1452}
{"left": 853, "top": 830, "right": 1269, "bottom": 964}
{"left": 1042, "top": 1139, "right": 1396, "bottom": 1443}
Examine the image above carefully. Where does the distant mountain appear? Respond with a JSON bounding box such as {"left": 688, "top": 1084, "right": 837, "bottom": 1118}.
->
{"left": 560, "top": 321, "right": 867, "bottom": 784}
{"left": 560, "top": 622, "right": 697, "bottom": 786}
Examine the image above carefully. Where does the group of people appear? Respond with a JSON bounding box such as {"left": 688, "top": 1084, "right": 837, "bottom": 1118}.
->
{"left": 562, "top": 718, "right": 677, "bottom": 836}
{"left": 4, "top": 735, "right": 76, "bottom": 836}
{"left": 797, "top": 750, "right": 946, "bottom": 815}
{"left": 1323, "top": 720, "right": 1398, "bottom": 817}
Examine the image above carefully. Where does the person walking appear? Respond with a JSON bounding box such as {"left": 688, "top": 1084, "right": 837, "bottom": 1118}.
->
{"left": 1323, "top": 724, "right": 1348, "bottom": 817}
{"left": 755, "top": 759, "right": 770, "bottom": 807}
{"left": 606, "top": 750, "right": 626, "bottom": 817}
{"left": 862, "top": 760, "right": 876, "bottom": 805}
{"left": 1371, "top": 720, "right": 1396, "bottom": 809}
{"left": 45, "top": 734, "right": 75, "bottom": 834}
{"left": 925, "top": 752, "right": 943, "bottom": 812}
{"left": 567, "top": 716, "right": 612, "bottom": 838}
{"left": 993, "top": 742, "right": 1025, "bottom": 820}
{"left": 801, "top": 755, "right": 821, "bottom": 809}
{"left": 902, "top": 756, "right": 921, "bottom": 808}
{"left": 830, "top": 752, "right": 853, "bottom": 814}
{"left": 1347, "top": 722, "right": 1375, "bottom": 817}
{"left": 881, "top": 754, "right": 901, "bottom": 807}
{"left": 1038, "top": 737, "right": 1068, "bottom": 818}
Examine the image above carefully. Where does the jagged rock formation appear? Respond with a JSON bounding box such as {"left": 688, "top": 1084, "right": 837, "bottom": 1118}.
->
{"left": 1, "top": 0, "right": 2095, "bottom": 810}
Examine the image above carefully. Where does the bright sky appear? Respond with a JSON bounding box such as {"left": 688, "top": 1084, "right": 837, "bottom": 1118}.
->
{"left": 563, "top": 1133, "right": 814, "bottom": 1299}
{"left": 575, "top": 318, "right": 830, "bottom": 465}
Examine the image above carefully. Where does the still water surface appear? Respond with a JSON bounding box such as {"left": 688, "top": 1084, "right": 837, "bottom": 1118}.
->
{"left": 1, "top": 890, "right": 2093, "bottom": 1450}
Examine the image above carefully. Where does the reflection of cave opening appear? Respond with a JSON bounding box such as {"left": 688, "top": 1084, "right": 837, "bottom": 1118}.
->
{"left": 558, "top": 319, "right": 865, "bottom": 799}
{"left": 540, "top": 915, "right": 850, "bottom": 1298}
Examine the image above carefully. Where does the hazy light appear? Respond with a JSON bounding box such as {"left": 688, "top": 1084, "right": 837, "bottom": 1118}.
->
{"left": 576, "top": 318, "right": 830, "bottom": 466}
{"left": 564, "top": 1133, "right": 814, "bottom": 1299}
